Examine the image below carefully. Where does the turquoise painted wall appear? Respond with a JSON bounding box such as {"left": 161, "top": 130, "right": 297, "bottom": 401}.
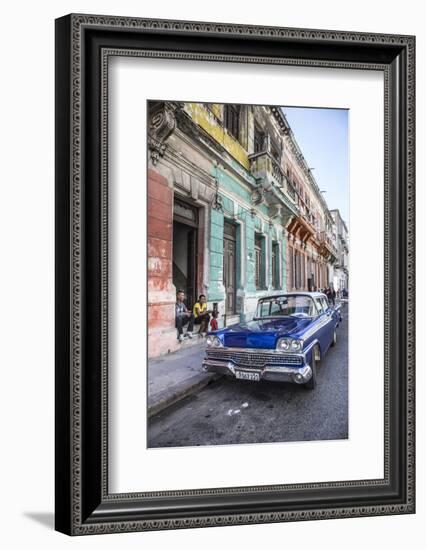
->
{"left": 208, "top": 166, "right": 287, "bottom": 306}
{"left": 215, "top": 167, "right": 250, "bottom": 203}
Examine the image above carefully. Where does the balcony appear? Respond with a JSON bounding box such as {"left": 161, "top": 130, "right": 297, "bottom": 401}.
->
{"left": 249, "top": 150, "right": 283, "bottom": 186}
{"left": 287, "top": 214, "right": 317, "bottom": 244}
{"left": 318, "top": 231, "right": 339, "bottom": 261}
{"left": 301, "top": 214, "right": 317, "bottom": 235}
{"left": 284, "top": 174, "right": 296, "bottom": 200}
{"left": 339, "top": 233, "right": 349, "bottom": 248}
{"left": 248, "top": 151, "right": 297, "bottom": 209}
{"left": 334, "top": 259, "right": 348, "bottom": 272}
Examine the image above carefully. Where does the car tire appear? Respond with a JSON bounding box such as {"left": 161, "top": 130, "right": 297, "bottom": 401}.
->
{"left": 304, "top": 348, "right": 318, "bottom": 390}
{"left": 331, "top": 329, "right": 337, "bottom": 347}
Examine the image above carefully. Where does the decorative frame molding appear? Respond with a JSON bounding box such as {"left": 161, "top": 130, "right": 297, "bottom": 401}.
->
{"left": 55, "top": 13, "right": 415, "bottom": 535}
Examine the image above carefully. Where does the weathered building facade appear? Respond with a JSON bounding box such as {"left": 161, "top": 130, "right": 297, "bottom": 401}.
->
{"left": 281, "top": 123, "right": 338, "bottom": 293}
{"left": 147, "top": 101, "right": 343, "bottom": 357}
{"left": 330, "top": 209, "right": 349, "bottom": 292}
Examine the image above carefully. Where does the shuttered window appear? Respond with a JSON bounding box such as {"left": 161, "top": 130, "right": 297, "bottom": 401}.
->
{"left": 254, "top": 124, "right": 265, "bottom": 153}
{"left": 255, "top": 233, "right": 265, "bottom": 290}
{"left": 272, "top": 242, "right": 280, "bottom": 289}
{"left": 224, "top": 104, "right": 240, "bottom": 140}
{"left": 288, "top": 246, "right": 294, "bottom": 289}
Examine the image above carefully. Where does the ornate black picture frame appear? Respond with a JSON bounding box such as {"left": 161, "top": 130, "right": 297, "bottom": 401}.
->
{"left": 55, "top": 13, "right": 415, "bottom": 535}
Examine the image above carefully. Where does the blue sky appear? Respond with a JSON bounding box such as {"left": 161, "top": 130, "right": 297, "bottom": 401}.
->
{"left": 281, "top": 107, "right": 349, "bottom": 225}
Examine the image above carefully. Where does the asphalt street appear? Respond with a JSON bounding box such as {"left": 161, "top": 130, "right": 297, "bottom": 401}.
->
{"left": 147, "top": 305, "right": 349, "bottom": 448}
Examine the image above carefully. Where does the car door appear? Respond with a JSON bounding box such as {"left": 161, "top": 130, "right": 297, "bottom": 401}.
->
{"left": 320, "top": 297, "right": 335, "bottom": 350}
{"left": 314, "top": 297, "right": 333, "bottom": 354}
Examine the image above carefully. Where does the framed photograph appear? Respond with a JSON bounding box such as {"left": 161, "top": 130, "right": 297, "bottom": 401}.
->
{"left": 55, "top": 14, "right": 415, "bottom": 535}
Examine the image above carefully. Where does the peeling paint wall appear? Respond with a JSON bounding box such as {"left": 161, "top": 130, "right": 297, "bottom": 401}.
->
{"left": 184, "top": 103, "right": 250, "bottom": 169}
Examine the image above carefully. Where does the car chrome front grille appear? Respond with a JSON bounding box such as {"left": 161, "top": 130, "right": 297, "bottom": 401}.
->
{"left": 206, "top": 349, "right": 303, "bottom": 368}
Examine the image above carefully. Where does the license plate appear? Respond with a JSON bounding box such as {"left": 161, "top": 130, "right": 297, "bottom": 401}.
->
{"left": 235, "top": 370, "right": 260, "bottom": 382}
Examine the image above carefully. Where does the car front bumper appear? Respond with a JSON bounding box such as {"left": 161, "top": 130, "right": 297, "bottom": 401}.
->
{"left": 202, "top": 347, "right": 313, "bottom": 384}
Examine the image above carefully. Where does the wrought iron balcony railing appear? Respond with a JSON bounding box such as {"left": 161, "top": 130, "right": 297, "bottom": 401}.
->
{"left": 248, "top": 151, "right": 297, "bottom": 206}
{"left": 319, "top": 231, "right": 339, "bottom": 259}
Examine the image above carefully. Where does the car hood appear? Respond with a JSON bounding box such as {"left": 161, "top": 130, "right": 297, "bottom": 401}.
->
{"left": 218, "top": 317, "right": 312, "bottom": 349}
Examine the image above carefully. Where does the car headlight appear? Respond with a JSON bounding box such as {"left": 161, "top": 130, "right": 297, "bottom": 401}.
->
{"left": 276, "top": 338, "right": 302, "bottom": 352}
{"left": 276, "top": 337, "right": 291, "bottom": 351}
{"left": 291, "top": 339, "right": 303, "bottom": 351}
{"left": 206, "top": 335, "right": 222, "bottom": 348}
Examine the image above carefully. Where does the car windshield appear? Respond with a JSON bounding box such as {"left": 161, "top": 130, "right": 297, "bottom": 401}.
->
{"left": 255, "top": 295, "right": 317, "bottom": 319}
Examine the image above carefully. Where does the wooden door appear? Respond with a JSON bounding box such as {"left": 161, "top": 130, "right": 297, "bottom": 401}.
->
{"left": 271, "top": 242, "right": 279, "bottom": 289}
{"left": 223, "top": 222, "right": 237, "bottom": 315}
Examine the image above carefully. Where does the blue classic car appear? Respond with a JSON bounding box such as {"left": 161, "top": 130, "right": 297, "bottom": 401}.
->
{"left": 203, "top": 292, "right": 341, "bottom": 389}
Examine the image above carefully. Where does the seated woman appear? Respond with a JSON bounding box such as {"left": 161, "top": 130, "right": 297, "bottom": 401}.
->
{"left": 192, "top": 294, "right": 211, "bottom": 336}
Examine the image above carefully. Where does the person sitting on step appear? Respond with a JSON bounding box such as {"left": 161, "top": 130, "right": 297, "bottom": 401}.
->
{"left": 175, "top": 289, "right": 194, "bottom": 342}
{"left": 192, "top": 294, "right": 211, "bottom": 337}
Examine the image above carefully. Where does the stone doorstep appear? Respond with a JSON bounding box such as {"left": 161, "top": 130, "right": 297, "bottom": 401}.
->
{"left": 177, "top": 327, "right": 207, "bottom": 348}
{"left": 148, "top": 324, "right": 205, "bottom": 358}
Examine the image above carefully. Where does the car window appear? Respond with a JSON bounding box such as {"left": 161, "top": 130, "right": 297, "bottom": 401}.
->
{"left": 270, "top": 301, "right": 283, "bottom": 315}
{"left": 256, "top": 295, "right": 316, "bottom": 318}
{"left": 321, "top": 297, "right": 330, "bottom": 312}
{"left": 258, "top": 302, "right": 270, "bottom": 317}
{"left": 315, "top": 298, "right": 325, "bottom": 315}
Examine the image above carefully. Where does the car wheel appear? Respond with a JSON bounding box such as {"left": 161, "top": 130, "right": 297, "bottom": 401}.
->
{"left": 304, "top": 348, "right": 318, "bottom": 390}
{"left": 331, "top": 329, "right": 337, "bottom": 347}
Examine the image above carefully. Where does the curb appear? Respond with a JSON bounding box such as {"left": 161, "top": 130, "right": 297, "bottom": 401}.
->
{"left": 147, "top": 372, "right": 222, "bottom": 418}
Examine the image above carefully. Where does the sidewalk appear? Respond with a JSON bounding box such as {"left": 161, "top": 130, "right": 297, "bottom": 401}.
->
{"left": 148, "top": 340, "right": 221, "bottom": 417}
